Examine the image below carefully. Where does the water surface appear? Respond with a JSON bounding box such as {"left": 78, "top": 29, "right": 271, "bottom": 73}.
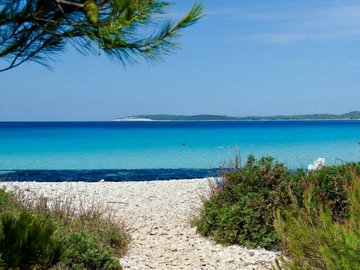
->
{"left": 0, "top": 121, "right": 359, "bottom": 180}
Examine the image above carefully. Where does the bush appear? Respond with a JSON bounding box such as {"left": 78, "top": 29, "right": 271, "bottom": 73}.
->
{"left": 65, "top": 216, "right": 129, "bottom": 258}
{"left": 0, "top": 186, "right": 130, "bottom": 269}
{"left": 274, "top": 171, "right": 360, "bottom": 269}
{"left": 61, "top": 232, "right": 122, "bottom": 270}
{"left": 195, "top": 155, "right": 360, "bottom": 250}
{"left": 0, "top": 210, "right": 62, "bottom": 269}
{"left": 290, "top": 163, "right": 360, "bottom": 222}
{"left": 34, "top": 192, "right": 130, "bottom": 269}
{"left": 195, "top": 155, "right": 292, "bottom": 249}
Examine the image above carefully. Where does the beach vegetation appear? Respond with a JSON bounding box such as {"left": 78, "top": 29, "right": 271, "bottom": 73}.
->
{"left": 61, "top": 232, "right": 122, "bottom": 270}
{"left": 194, "top": 155, "right": 292, "bottom": 249}
{"left": 274, "top": 171, "right": 360, "bottom": 269}
{"left": 0, "top": 210, "right": 62, "bottom": 269}
{"left": 288, "top": 163, "right": 360, "bottom": 223}
{"left": 194, "top": 155, "right": 360, "bottom": 250}
{"left": 0, "top": 186, "right": 129, "bottom": 269}
{"left": 0, "top": 0, "right": 203, "bottom": 72}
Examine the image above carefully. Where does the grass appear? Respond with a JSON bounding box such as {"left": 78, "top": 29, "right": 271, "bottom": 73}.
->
{"left": 274, "top": 171, "right": 360, "bottom": 269}
{"left": 0, "top": 183, "right": 130, "bottom": 269}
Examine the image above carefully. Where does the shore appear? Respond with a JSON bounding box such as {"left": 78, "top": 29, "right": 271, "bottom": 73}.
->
{"left": 2, "top": 179, "right": 278, "bottom": 270}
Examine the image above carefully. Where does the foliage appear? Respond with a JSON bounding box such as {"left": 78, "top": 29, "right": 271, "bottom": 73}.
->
{"left": 289, "top": 163, "right": 360, "bottom": 222}
{"left": 61, "top": 232, "right": 122, "bottom": 270}
{"left": 0, "top": 187, "right": 129, "bottom": 269}
{"left": 195, "top": 155, "right": 360, "bottom": 251}
{"left": 53, "top": 212, "right": 129, "bottom": 259}
{"left": 274, "top": 171, "right": 360, "bottom": 270}
{"left": 126, "top": 111, "right": 360, "bottom": 121}
{"left": 79, "top": 219, "right": 129, "bottom": 257}
{"left": 0, "top": 0, "right": 203, "bottom": 71}
{"left": 195, "top": 155, "right": 292, "bottom": 249}
{"left": 0, "top": 210, "right": 63, "bottom": 269}
{"left": 0, "top": 188, "right": 18, "bottom": 212}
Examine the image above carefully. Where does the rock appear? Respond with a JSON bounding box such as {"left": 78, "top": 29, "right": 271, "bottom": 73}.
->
{"left": 169, "top": 245, "right": 178, "bottom": 252}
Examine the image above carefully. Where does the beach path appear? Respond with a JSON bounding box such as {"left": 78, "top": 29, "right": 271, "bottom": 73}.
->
{"left": 3, "top": 180, "right": 277, "bottom": 270}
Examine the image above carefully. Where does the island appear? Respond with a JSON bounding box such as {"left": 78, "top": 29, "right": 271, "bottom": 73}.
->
{"left": 114, "top": 111, "right": 360, "bottom": 121}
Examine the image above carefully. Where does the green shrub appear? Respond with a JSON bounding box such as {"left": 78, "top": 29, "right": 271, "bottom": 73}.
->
{"left": 44, "top": 213, "right": 130, "bottom": 263}
{"left": 290, "top": 163, "right": 360, "bottom": 222}
{"left": 274, "top": 171, "right": 360, "bottom": 269}
{"left": 66, "top": 217, "right": 129, "bottom": 258}
{"left": 62, "top": 232, "right": 122, "bottom": 270}
{"left": 0, "top": 210, "right": 63, "bottom": 269}
{"left": 0, "top": 187, "right": 129, "bottom": 269}
{"left": 195, "top": 155, "right": 292, "bottom": 249}
{"left": 195, "top": 155, "right": 360, "bottom": 250}
{"left": 35, "top": 196, "right": 129, "bottom": 269}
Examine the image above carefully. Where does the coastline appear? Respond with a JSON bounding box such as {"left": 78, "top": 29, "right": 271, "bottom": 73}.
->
{"left": 2, "top": 179, "right": 278, "bottom": 269}
{"left": 113, "top": 119, "right": 360, "bottom": 122}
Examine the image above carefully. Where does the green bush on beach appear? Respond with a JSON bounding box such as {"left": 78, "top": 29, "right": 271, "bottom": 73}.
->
{"left": 195, "top": 155, "right": 292, "bottom": 249}
{"left": 0, "top": 187, "right": 129, "bottom": 269}
{"left": 61, "top": 232, "right": 122, "bottom": 270}
{"left": 0, "top": 210, "right": 62, "bottom": 269}
{"left": 289, "top": 164, "right": 360, "bottom": 223}
{"left": 195, "top": 155, "right": 360, "bottom": 250}
{"left": 274, "top": 171, "right": 360, "bottom": 269}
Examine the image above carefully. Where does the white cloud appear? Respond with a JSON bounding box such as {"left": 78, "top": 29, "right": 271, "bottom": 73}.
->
{"left": 241, "top": 31, "right": 360, "bottom": 44}
{"left": 209, "top": 2, "right": 360, "bottom": 43}
{"left": 206, "top": 8, "right": 293, "bottom": 22}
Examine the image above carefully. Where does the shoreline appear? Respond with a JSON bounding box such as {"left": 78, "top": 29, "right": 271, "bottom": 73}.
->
{"left": 1, "top": 119, "right": 360, "bottom": 123}
{"left": 113, "top": 119, "right": 360, "bottom": 122}
{"left": 2, "top": 179, "right": 278, "bottom": 269}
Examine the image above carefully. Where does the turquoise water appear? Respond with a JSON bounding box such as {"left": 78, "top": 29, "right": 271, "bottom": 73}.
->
{"left": 0, "top": 121, "right": 359, "bottom": 174}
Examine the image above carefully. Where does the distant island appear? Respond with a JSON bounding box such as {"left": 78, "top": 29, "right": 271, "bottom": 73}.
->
{"left": 114, "top": 111, "right": 360, "bottom": 121}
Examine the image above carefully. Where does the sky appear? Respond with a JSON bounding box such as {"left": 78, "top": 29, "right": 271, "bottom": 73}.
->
{"left": 1, "top": 0, "right": 360, "bottom": 121}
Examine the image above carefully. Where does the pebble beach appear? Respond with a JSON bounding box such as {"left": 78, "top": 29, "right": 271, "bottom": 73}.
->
{"left": 3, "top": 179, "right": 278, "bottom": 270}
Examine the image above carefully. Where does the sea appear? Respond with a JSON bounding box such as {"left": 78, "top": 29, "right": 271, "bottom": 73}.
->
{"left": 0, "top": 121, "right": 359, "bottom": 181}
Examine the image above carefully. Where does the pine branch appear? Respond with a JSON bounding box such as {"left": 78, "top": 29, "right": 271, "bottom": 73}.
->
{"left": 0, "top": 0, "right": 204, "bottom": 71}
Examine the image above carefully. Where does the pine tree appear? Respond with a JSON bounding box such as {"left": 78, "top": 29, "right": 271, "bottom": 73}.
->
{"left": 0, "top": 0, "right": 203, "bottom": 71}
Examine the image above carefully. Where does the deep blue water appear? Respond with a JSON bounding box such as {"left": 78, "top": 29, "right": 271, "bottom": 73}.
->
{"left": 0, "top": 121, "right": 359, "bottom": 181}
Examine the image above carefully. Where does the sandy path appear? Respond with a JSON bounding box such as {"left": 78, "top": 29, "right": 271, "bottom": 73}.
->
{"left": 3, "top": 179, "right": 277, "bottom": 270}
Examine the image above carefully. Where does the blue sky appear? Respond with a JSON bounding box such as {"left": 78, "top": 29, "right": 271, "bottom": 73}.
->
{"left": 1, "top": 0, "right": 360, "bottom": 120}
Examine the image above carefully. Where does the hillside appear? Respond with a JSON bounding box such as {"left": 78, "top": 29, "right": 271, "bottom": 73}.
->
{"left": 115, "top": 111, "right": 360, "bottom": 121}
